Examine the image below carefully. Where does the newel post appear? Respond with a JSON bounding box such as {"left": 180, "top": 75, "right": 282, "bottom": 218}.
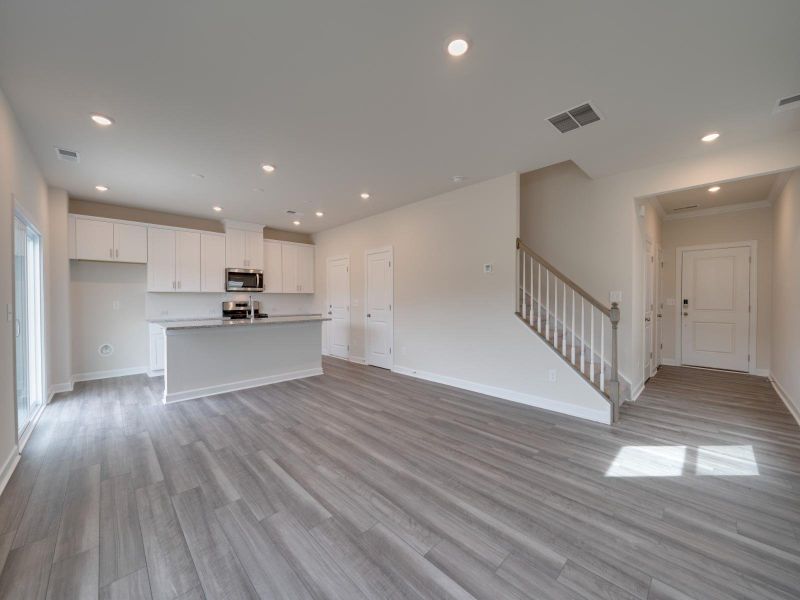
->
{"left": 609, "top": 301, "right": 621, "bottom": 422}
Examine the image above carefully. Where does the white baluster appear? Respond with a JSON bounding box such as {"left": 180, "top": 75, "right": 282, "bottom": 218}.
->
{"left": 581, "top": 299, "right": 585, "bottom": 373}
{"left": 545, "top": 270, "right": 550, "bottom": 340}
{"left": 590, "top": 308, "right": 595, "bottom": 384}
{"left": 562, "top": 282, "right": 567, "bottom": 355}
{"left": 553, "top": 276, "right": 558, "bottom": 345}
{"left": 529, "top": 256, "right": 534, "bottom": 326}
{"left": 537, "top": 263, "right": 542, "bottom": 332}
{"left": 600, "top": 317, "right": 605, "bottom": 393}
{"left": 521, "top": 253, "right": 527, "bottom": 319}
{"left": 571, "top": 290, "right": 576, "bottom": 364}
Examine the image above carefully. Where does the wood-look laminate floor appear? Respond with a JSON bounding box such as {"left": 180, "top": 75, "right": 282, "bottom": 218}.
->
{"left": 0, "top": 360, "right": 799, "bottom": 600}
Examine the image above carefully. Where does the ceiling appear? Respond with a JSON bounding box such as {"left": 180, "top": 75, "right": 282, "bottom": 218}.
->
{"left": 655, "top": 172, "right": 784, "bottom": 215}
{"left": 1, "top": 0, "right": 799, "bottom": 233}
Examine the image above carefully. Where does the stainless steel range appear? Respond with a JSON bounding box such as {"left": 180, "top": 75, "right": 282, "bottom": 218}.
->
{"left": 222, "top": 300, "right": 269, "bottom": 320}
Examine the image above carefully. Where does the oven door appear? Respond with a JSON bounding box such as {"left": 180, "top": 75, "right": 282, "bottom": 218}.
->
{"left": 226, "top": 269, "right": 264, "bottom": 292}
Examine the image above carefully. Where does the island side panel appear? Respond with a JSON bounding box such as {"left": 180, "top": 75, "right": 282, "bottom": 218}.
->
{"left": 163, "top": 321, "right": 323, "bottom": 403}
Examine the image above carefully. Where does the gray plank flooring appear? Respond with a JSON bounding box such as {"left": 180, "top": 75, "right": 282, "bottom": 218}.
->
{"left": 0, "top": 359, "right": 798, "bottom": 599}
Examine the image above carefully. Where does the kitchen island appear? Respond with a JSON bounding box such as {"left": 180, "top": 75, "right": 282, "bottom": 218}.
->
{"left": 151, "top": 315, "right": 329, "bottom": 403}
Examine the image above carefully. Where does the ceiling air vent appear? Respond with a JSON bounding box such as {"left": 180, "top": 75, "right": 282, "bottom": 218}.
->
{"left": 775, "top": 92, "right": 800, "bottom": 113}
{"left": 672, "top": 204, "right": 699, "bottom": 212}
{"left": 55, "top": 147, "right": 80, "bottom": 162}
{"left": 547, "top": 102, "right": 602, "bottom": 133}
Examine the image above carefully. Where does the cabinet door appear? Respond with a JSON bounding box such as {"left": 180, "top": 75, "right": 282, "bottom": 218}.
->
{"left": 75, "top": 218, "right": 115, "bottom": 261}
{"left": 246, "top": 231, "right": 264, "bottom": 270}
{"left": 282, "top": 243, "right": 299, "bottom": 293}
{"left": 263, "top": 240, "right": 283, "bottom": 293}
{"left": 176, "top": 231, "right": 201, "bottom": 292}
{"left": 147, "top": 228, "right": 176, "bottom": 292}
{"left": 149, "top": 324, "right": 165, "bottom": 373}
{"left": 201, "top": 234, "right": 226, "bottom": 292}
{"left": 114, "top": 223, "right": 148, "bottom": 263}
{"left": 297, "top": 244, "right": 314, "bottom": 293}
{"left": 225, "top": 228, "right": 246, "bottom": 268}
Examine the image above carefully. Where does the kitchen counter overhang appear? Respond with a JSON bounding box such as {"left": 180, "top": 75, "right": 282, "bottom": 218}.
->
{"left": 151, "top": 315, "right": 330, "bottom": 403}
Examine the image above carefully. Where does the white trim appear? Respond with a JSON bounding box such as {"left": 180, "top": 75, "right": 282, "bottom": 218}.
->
{"left": 770, "top": 375, "right": 800, "bottom": 427}
{"left": 70, "top": 212, "right": 226, "bottom": 237}
{"left": 0, "top": 449, "right": 21, "bottom": 498}
{"left": 323, "top": 352, "right": 367, "bottom": 365}
{"left": 629, "top": 379, "right": 646, "bottom": 403}
{"left": 364, "top": 246, "right": 394, "bottom": 369}
{"left": 48, "top": 381, "right": 74, "bottom": 401}
{"left": 661, "top": 357, "right": 679, "bottom": 366}
{"left": 71, "top": 366, "right": 148, "bottom": 383}
{"left": 147, "top": 369, "right": 164, "bottom": 378}
{"left": 752, "top": 368, "right": 770, "bottom": 377}
{"left": 325, "top": 254, "right": 351, "bottom": 359}
{"left": 674, "top": 241, "right": 758, "bottom": 374}
{"left": 392, "top": 365, "right": 611, "bottom": 425}
{"left": 663, "top": 200, "right": 771, "bottom": 221}
{"left": 17, "top": 402, "right": 46, "bottom": 452}
{"left": 222, "top": 219, "right": 264, "bottom": 232}
{"left": 163, "top": 367, "right": 323, "bottom": 404}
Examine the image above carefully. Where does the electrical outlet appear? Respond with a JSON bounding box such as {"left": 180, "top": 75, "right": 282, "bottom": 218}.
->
{"left": 548, "top": 369, "right": 557, "bottom": 382}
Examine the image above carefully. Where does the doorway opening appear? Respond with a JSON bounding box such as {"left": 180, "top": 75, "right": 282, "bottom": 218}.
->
{"left": 14, "top": 212, "right": 45, "bottom": 445}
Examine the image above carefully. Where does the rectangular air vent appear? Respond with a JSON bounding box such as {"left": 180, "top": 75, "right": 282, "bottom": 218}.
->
{"left": 672, "top": 204, "right": 699, "bottom": 212}
{"left": 775, "top": 93, "right": 800, "bottom": 113}
{"left": 55, "top": 147, "right": 80, "bottom": 162}
{"left": 547, "top": 102, "right": 602, "bottom": 133}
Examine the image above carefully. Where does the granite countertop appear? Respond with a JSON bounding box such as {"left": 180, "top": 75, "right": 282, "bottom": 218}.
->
{"left": 149, "top": 314, "right": 329, "bottom": 331}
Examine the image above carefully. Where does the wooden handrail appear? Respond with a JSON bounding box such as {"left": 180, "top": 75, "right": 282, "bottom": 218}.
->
{"left": 516, "top": 238, "right": 610, "bottom": 316}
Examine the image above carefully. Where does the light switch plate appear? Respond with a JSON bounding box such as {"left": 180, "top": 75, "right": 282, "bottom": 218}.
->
{"left": 548, "top": 369, "right": 557, "bottom": 382}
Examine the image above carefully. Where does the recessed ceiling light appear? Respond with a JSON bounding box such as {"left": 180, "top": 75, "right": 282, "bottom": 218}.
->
{"left": 447, "top": 38, "right": 469, "bottom": 57}
{"left": 701, "top": 132, "right": 720, "bottom": 142}
{"left": 90, "top": 113, "right": 114, "bottom": 126}
{"left": 262, "top": 164, "right": 276, "bottom": 173}
{"left": 95, "top": 185, "right": 109, "bottom": 192}
{"left": 315, "top": 211, "right": 324, "bottom": 217}
{"left": 213, "top": 206, "right": 223, "bottom": 212}
{"left": 451, "top": 175, "right": 467, "bottom": 183}
{"left": 708, "top": 186, "right": 721, "bottom": 193}
{"left": 360, "top": 192, "right": 370, "bottom": 200}
{"left": 293, "top": 220, "right": 301, "bottom": 226}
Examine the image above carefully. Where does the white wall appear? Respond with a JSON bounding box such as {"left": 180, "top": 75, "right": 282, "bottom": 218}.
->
{"left": 520, "top": 131, "right": 800, "bottom": 395}
{"left": 0, "top": 87, "right": 50, "bottom": 483}
{"left": 47, "top": 188, "right": 71, "bottom": 390}
{"left": 660, "top": 207, "right": 773, "bottom": 371}
{"left": 771, "top": 169, "right": 800, "bottom": 419}
{"left": 313, "top": 173, "right": 612, "bottom": 423}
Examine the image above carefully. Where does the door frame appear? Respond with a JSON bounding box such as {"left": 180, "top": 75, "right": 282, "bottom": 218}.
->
{"left": 642, "top": 238, "right": 657, "bottom": 382}
{"left": 325, "top": 254, "right": 351, "bottom": 359}
{"left": 674, "top": 240, "right": 758, "bottom": 374}
{"left": 364, "top": 246, "right": 394, "bottom": 369}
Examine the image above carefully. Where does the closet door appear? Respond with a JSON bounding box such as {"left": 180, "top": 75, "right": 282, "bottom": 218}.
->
{"left": 176, "top": 231, "right": 201, "bottom": 292}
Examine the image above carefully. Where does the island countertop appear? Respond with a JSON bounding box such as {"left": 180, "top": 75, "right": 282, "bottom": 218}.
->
{"left": 149, "top": 314, "right": 329, "bottom": 331}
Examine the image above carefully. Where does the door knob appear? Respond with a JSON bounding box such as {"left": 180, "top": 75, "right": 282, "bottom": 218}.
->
{"left": 683, "top": 312, "right": 689, "bottom": 316}
{"left": 367, "top": 313, "right": 371, "bottom": 318}
{"left": 644, "top": 317, "right": 651, "bottom": 322}
{"left": 327, "top": 311, "right": 332, "bottom": 315}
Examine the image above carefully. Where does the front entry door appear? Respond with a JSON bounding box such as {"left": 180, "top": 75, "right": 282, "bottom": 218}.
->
{"left": 681, "top": 246, "right": 750, "bottom": 371}
{"left": 326, "top": 256, "right": 350, "bottom": 359}
{"left": 365, "top": 248, "right": 393, "bottom": 369}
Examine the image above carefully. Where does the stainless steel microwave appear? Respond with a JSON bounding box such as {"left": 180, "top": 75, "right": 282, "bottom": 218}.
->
{"left": 225, "top": 268, "right": 264, "bottom": 292}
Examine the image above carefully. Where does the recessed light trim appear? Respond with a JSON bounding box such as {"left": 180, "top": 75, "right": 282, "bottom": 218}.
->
{"left": 701, "top": 132, "right": 720, "bottom": 142}
{"left": 447, "top": 38, "right": 469, "bottom": 57}
{"left": 213, "top": 206, "right": 222, "bottom": 212}
{"left": 293, "top": 220, "right": 301, "bottom": 226}
{"left": 95, "top": 185, "right": 109, "bottom": 192}
{"left": 261, "top": 164, "right": 276, "bottom": 173}
{"left": 315, "top": 211, "right": 324, "bottom": 217}
{"left": 90, "top": 113, "right": 114, "bottom": 126}
{"left": 360, "top": 192, "right": 370, "bottom": 200}
{"left": 708, "top": 186, "right": 721, "bottom": 193}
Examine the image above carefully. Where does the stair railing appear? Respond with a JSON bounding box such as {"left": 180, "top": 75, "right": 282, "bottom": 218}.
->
{"left": 515, "top": 238, "right": 620, "bottom": 421}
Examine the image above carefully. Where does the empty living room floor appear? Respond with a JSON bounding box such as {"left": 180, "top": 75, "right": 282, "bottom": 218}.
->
{"left": 0, "top": 360, "right": 798, "bottom": 599}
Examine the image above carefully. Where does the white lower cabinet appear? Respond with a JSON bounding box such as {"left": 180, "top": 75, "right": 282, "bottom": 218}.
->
{"left": 148, "top": 324, "right": 165, "bottom": 375}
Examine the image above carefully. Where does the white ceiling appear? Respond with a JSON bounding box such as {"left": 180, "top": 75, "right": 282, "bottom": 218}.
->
{"left": 655, "top": 172, "right": 783, "bottom": 214}
{"left": 1, "top": 0, "right": 799, "bottom": 233}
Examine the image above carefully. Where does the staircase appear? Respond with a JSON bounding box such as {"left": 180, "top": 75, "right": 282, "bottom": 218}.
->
{"left": 515, "top": 238, "right": 623, "bottom": 422}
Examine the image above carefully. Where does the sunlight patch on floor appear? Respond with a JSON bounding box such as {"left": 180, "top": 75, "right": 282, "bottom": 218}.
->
{"left": 605, "top": 445, "right": 759, "bottom": 477}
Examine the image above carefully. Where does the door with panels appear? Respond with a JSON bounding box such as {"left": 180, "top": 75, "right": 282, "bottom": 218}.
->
{"left": 365, "top": 247, "right": 393, "bottom": 369}
{"left": 681, "top": 245, "right": 751, "bottom": 371}
{"left": 326, "top": 256, "right": 350, "bottom": 359}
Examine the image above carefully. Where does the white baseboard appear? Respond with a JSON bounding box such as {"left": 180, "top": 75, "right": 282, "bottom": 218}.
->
{"left": 147, "top": 369, "right": 164, "bottom": 378}
{"left": 323, "top": 352, "right": 367, "bottom": 365}
{"left": 751, "top": 368, "right": 770, "bottom": 377}
{"left": 770, "top": 374, "right": 800, "bottom": 427}
{"left": 0, "top": 447, "right": 20, "bottom": 497}
{"left": 71, "top": 366, "right": 148, "bottom": 383}
{"left": 661, "top": 358, "right": 679, "bottom": 366}
{"left": 629, "top": 380, "right": 645, "bottom": 402}
{"left": 391, "top": 365, "right": 611, "bottom": 425}
{"left": 48, "top": 381, "right": 74, "bottom": 403}
{"left": 163, "top": 367, "right": 324, "bottom": 404}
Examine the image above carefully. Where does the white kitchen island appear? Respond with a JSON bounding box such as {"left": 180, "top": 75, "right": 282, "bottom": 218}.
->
{"left": 152, "top": 315, "right": 329, "bottom": 403}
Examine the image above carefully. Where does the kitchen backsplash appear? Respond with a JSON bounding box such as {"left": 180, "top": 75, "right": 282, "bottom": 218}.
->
{"left": 145, "top": 292, "right": 316, "bottom": 319}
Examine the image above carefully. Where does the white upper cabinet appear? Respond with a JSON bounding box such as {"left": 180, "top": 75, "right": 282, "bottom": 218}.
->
{"left": 226, "top": 227, "right": 264, "bottom": 269}
{"left": 201, "top": 233, "right": 226, "bottom": 292}
{"left": 175, "top": 231, "right": 201, "bottom": 292}
{"left": 114, "top": 222, "right": 148, "bottom": 263}
{"left": 297, "top": 244, "right": 314, "bottom": 293}
{"left": 74, "top": 216, "right": 147, "bottom": 263}
{"left": 281, "top": 243, "right": 299, "bottom": 293}
{"left": 263, "top": 240, "right": 283, "bottom": 293}
{"left": 147, "top": 228, "right": 177, "bottom": 292}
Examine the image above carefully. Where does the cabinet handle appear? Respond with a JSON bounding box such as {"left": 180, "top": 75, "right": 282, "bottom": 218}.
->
{"left": 178, "top": 281, "right": 181, "bottom": 290}
{"left": 173, "top": 281, "right": 176, "bottom": 290}
{"left": 109, "top": 248, "right": 113, "bottom": 258}
{"left": 116, "top": 248, "right": 119, "bottom": 258}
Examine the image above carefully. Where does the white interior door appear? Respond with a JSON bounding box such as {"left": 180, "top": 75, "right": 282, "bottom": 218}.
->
{"left": 681, "top": 246, "right": 751, "bottom": 371}
{"left": 655, "top": 245, "right": 663, "bottom": 371}
{"left": 365, "top": 248, "right": 393, "bottom": 369}
{"left": 326, "top": 256, "right": 350, "bottom": 359}
{"left": 644, "top": 240, "right": 655, "bottom": 379}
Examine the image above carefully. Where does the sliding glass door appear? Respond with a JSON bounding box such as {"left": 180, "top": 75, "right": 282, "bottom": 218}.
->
{"left": 14, "top": 215, "right": 44, "bottom": 438}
